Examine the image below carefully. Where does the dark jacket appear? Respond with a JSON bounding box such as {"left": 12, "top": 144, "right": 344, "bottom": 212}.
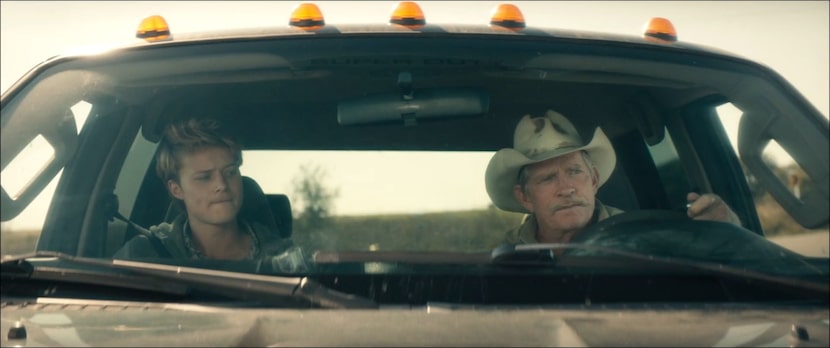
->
{"left": 113, "top": 214, "right": 294, "bottom": 260}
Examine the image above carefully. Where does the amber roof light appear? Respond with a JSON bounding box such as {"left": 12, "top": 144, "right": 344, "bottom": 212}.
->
{"left": 390, "top": 1, "right": 426, "bottom": 29}
{"left": 290, "top": 3, "right": 325, "bottom": 31}
{"left": 643, "top": 17, "right": 677, "bottom": 43}
{"left": 490, "top": 4, "right": 525, "bottom": 31}
{"left": 136, "top": 15, "right": 171, "bottom": 42}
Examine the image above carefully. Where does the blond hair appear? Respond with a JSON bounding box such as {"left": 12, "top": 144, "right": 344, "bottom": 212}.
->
{"left": 155, "top": 118, "right": 242, "bottom": 183}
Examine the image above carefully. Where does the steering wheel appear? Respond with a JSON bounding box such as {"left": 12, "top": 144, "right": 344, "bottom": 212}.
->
{"left": 566, "top": 209, "right": 802, "bottom": 264}
{"left": 569, "top": 209, "right": 690, "bottom": 244}
{"left": 565, "top": 208, "right": 820, "bottom": 278}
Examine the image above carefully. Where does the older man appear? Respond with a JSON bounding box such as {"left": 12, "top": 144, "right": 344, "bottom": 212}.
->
{"left": 485, "top": 110, "right": 741, "bottom": 245}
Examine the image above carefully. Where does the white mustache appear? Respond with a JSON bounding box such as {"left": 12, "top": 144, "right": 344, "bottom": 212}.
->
{"left": 548, "top": 199, "right": 587, "bottom": 213}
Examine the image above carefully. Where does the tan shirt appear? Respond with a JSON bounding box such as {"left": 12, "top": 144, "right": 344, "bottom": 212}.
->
{"left": 503, "top": 201, "right": 624, "bottom": 244}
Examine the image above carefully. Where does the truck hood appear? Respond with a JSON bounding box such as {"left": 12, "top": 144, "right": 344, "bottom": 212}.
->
{"left": 2, "top": 300, "right": 827, "bottom": 347}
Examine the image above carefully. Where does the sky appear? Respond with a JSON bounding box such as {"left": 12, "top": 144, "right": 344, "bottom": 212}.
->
{"left": 1, "top": 1, "right": 828, "bottom": 230}
{"left": 2, "top": 1, "right": 829, "bottom": 111}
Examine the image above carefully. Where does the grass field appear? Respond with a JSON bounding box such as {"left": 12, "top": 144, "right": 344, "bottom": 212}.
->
{"left": 2, "top": 197, "right": 826, "bottom": 257}
{"left": 292, "top": 207, "right": 523, "bottom": 253}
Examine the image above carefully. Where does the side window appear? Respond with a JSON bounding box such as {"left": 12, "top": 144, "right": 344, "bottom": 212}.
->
{"left": 647, "top": 130, "right": 691, "bottom": 211}
{"left": 103, "top": 132, "right": 158, "bottom": 257}
{"left": 716, "top": 102, "right": 828, "bottom": 256}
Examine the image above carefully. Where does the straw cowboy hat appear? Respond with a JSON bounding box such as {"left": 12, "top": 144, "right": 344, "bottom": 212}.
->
{"left": 485, "top": 110, "right": 617, "bottom": 213}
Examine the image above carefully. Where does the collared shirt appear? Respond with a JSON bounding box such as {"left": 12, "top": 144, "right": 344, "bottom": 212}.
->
{"left": 113, "top": 215, "right": 296, "bottom": 260}
{"left": 503, "top": 201, "right": 624, "bottom": 244}
{"left": 182, "top": 219, "right": 261, "bottom": 260}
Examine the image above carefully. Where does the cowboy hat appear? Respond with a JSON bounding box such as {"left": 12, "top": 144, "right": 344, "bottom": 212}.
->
{"left": 485, "top": 110, "right": 616, "bottom": 213}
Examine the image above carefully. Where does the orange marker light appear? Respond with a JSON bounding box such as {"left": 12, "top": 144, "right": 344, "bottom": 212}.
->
{"left": 290, "top": 3, "right": 325, "bottom": 31}
{"left": 643, "top": 17, "right": 677, "bottom": 43}
{"left": 136, "top": 15, "right": 171, "bottom": 42}
{"left": 490, "top": 4, "right": 525, "bottom": 31}
{"left": 390, "top": 1, "right": 426, "bottom": 29}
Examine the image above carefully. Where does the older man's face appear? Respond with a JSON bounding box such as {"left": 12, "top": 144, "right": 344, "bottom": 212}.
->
{"left": 514, "top": 151, "right": 600, "bottom": 235}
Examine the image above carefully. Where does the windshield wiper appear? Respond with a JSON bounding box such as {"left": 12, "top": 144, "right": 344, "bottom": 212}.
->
{"left": 2, "top": 251, "right": 192, "bottom": 297}
{"left": 2, "top": 251, "right": 377, "bottom": 309}
{"left": 491, "top": 243, "right": 830, "bottom": 295}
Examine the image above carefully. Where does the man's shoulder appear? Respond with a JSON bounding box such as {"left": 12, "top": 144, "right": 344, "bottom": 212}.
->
{"left": 113, "top": 218, "right": 188, "bottom": 259}
{"left": 112, "top": 234, "right": 157, "bottom": 259}
{"left": 607, "top": 205, "right": 624, "bottom": 215}
{"left": 597, "top": 202, "right": 624, "bottom": 220}
{"left": 502, "top": 215, "right": 537, "bottom": 244}
{"left": 148, "top": 221, "right": 175, "bottom": 238}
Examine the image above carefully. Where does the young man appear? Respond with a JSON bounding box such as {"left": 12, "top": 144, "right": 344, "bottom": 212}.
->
{"left": 485, "top": 109, "right": 741, "bottom": 245}
{"left": 114, "top": 118, "right": 294, "bottom": 260}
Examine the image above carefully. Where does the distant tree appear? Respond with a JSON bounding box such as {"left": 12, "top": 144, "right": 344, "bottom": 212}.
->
{"left": 291, "top": 163, "right": 340, "bottom": 230}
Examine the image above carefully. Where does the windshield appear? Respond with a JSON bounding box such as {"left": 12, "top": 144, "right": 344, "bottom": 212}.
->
{"left": 2, "top": 31, "right": 828, "bottom": 307}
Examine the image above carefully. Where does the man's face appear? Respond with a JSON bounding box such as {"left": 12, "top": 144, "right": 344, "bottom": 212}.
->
{"left": 514, "top": 151, "right": 600, "bottom": 234}
{"left": 168, "top": 146, "right": 243, "bottom": 227}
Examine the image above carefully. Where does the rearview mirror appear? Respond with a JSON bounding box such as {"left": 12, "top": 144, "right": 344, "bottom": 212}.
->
{"left": 337, "top": 88, "right": 489, "bottom": 126}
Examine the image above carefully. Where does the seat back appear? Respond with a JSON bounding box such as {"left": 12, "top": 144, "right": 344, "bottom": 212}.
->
{"left": 266, "top": 194, "right": 293, "bottom": 238}
{"left": 164, "top": 176, "right": 279, "bottom": 234}
{"left": 596, "top": 163, "right": 640, "bottom": 212}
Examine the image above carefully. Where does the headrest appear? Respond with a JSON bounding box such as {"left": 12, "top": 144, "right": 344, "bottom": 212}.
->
{"left": 266, "top": 194, "right": 293, "bottom": 238}
{"left": 165, "top": 176, "right": 279, "bottom": 235}
{"left": 238, "top": 176, "right": 279, "bottom": 234}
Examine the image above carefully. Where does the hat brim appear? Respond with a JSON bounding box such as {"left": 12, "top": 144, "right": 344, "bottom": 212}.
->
{"left": 485, "top": 127, "right": 616, "bottom": 213}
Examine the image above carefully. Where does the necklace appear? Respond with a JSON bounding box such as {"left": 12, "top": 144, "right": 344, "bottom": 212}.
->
{"left": 182, "top": 219, "right": 261, "bottom": 260}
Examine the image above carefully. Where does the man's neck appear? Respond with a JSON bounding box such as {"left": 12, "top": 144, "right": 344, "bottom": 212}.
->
{"left": 535, "top": 228, "right": 580, "bottom": 244}
{"left": 188, "top": 219, "right": 247, "bottom": 258}
{"left": 189, "top": 219, "right": 240, "bottom": 239}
